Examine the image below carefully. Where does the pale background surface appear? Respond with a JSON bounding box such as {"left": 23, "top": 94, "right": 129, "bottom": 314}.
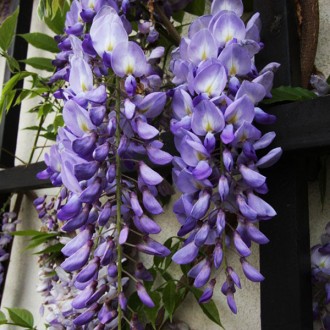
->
{"left": 4, "top": 0, "right": 330, "bottom": 329}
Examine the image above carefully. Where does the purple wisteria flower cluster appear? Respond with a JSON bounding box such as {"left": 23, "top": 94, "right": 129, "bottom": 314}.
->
{"left": 36, "top": 0, "right": 182, "bottom": 328}
{"left": 311, "top": 222, "right": 330, "bottom": 329}
{"left": 0, "top": 211, "right": 18, "bottom": 298}
{"left": 27, "top": 0, "right": 282, "bottom": 327}
{"left": 169, "top": 0, "right": 282, "bottom": 313}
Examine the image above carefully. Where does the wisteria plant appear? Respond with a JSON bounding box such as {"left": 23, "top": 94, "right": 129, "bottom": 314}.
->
{"left": 0, "top": 0, "right": 281, "bottom": 329}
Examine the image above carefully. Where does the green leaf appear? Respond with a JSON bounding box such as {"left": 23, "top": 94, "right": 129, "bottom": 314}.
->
{"left": 190, "top": 287, "right": 223, "bottom": 328}
{"left": 162, "top": 281, "right": 176, "bottom": 321}
{"left": 1, "top": 51, "right": 20, "bottom": 72}
{"left": 54, "top": 115, "right": 64, "bottom": 130}
{"left": 184, "top": 0, "right": 205, "bottom": 16}
{"left": 42, "top": 132, "right": 57, "bottom": 141}
{"left": 0, "top": 7, "right": 19, "bottom": 51}
{"left": 0, "top": 71, "right": 32, "bottom": 118}
{"left": 172, "top": 10, "right": 185, "bottom": 23}
{"left": 11, "top": 230, "right": 46, "bottom": 236}
{"left": 19, "top": 33, "right": 58, "bottom": 53}
{"left": 0, "top": 311, "right": 7, "bottom": 324}
{"left": 34, "top": 242, "right": 64, "bottom": 255}
{"left": 21, "top": 57, "right": 54, "bottom": 72}
{"left": 44, "top": 0, "right": 69, "bottom": 34}
{"left": 5, "top": 308, "right": 34, "bottom": 328}
{"left": 262, "top": 86, "right": 317, "bottom": 104}
{"left": 23, "top": 125, "right": 46, "bottom": 131}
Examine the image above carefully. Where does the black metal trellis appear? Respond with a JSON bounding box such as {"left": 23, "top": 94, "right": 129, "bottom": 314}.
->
{"left": 0, "top": 0, "right": 325, "bottom": 328}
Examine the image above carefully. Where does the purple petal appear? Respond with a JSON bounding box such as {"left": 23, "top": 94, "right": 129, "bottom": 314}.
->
{"left": 112, "top": 41, "right": 147, "bottom": 77}
{"left": 135, "top": 118, "right": 159, "bottom": 140}
{"left": 90, "top": 7, "right": 127, "bottom": 57}
{"left": 192, "top": 160, "right": 212, "bottom": 180}
{"left": 72, "top": 282, "right": 96, "bottom": 309}
{"left": 137, "top": 236, "right": 170, "bottom": 257}
{"left": 133, "top": 215, "right": 161, "bottom": 234}
{"left": 136, "top": 282, "right": 155, "bottom": 308}
{"left": 130, "top": 192, "right": 143, "bottom": 217}
{"left": 119, "top": 225, "right": 129, "bottom": 244}
{"left": 226, "top": 292, "right": 237, "bottom": 314}
{"left": 190, "top": 190, "right": 211, "bottom": 219}
{"left": 227, "top": 267, "right": 241, "bottom": 289}
{"left": 236, "top": 80, "right": 266, "bottom": 104}
{"left": 76, "top": 257, "right": 100, "bottom": 283}
{"left": 188, "top": 259, "right": 207, "bottom": 278}
{"left": 218, "top": 175, "right": 229, "bottom": 201}
{"left": 146, "top": 144, "right": 173, "bottom": 165}
{"left": 172, "top": 89, "right": 193, "bottom": 119}
{"left": 253, "top": 132, "right": 276, "bottom": 150}
{"left": 233, "top": 231, "right": 251, "bottom": 257}
{"left": 195, "top": 223, "right": 210, "bottom": 247}
{"left": 237, "top": 195, "right": 258, "bottom": 220}
{"left": 224, "top": 95, "right": 255, "bottom": 127}
{"left": 256, "top": 147, "right": 282, "bottom": 168}
{"left": 61, "top": 240, "right": 93, "bottom": 272}
{"left": 137, "top": 92, "right": 166, "bottom": 118}
{"left": 194, "top": 260, "right": 211, "bottom": 288}
{"left": 79, "top": 180, "right": 102, "bottom": 204}
{"left": 139, "top": 162, "right": 163, "bottom": 185}
{"left": 73, "top": 303, "right": 99, "bottom": 326}
{"left": 239, "top": 164, "right": 266, "bottom": 188}
{"left": 245, "top": 223, "right": 270, "bottom": 244}
{"left": 61, "top": 225, "right": 93, "bottom": 257}
{"left": 213, "top": 243, "right": 223, "bottom": 269}
{"left": 211, "top": 0, "right": 244, "bottom": 16}
{"left": 247, "top": 192, "right": 276, "bottom": 219}
{"left": 240, "top": 257, "right": 265, "bottom": 282}
{"left": 218, "top": 43, "right": 251, "bottom": 76}
{"left": 221, "top": 124, "right": 235, "bottom": 144}
{"left": 254, "top": 107, "right": 277, "bottom": 125}
{"left": 199, "top": 279, "right": 216, "bottom": 304}
{"left": 191, "top": 99, "right": 225, "bottom": 136}
{"left": 57, "top": 194, "right": 82, "bottom": 221}
{"left": 212, "top": 12, "right": 246, "bottom": 47}
{"left": 61, "top": 207, "right": 89, "bottom": 232}
{"left": 188, "top": 28, "right": 217, "bottom": 64}
{"left": 142, "top": 189, "right": 163, "bottom": 215}
{"left": 172, "top": 241, "right": 199, "bottom": 264}
{"left": 194, "top": 62, "right": 227, "bottom": 97}
{"left": 74, "top": 161, "right": 99, "bottom": 181}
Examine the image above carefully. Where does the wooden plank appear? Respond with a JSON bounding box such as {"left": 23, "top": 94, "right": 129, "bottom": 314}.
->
{"left": 266, "top": 95, "right": 330, "bottom": 151}
{"left": 0, "top": 162, "right": 51, "bottom": 193}
{"left": 254, "top": 0, "right": 301, "bottom": 86}
{"left": 260, "top": 153, "right": 313, "bottom": 330}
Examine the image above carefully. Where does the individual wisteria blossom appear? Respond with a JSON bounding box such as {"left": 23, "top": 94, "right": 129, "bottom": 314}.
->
{"left": 311, "top": 222, "right": 330, "bottom": 329}
{"left": 37, "top": 0, "right": 178, "bottom": 328}
{"left": 170, "top": 0, "right": 281, "bottom": 313}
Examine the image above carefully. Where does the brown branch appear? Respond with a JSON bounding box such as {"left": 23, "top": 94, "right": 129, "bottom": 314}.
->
{"left": 154, "top": 4, "right": 181, "bottom": 47}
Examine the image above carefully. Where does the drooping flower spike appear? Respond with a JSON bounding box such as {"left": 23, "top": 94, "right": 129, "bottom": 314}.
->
{"left": 170, "top": 0, "right": 281, "bottom": 313}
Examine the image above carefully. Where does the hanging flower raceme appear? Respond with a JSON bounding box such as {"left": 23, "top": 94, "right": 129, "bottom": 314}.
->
{"left": 169, "top": 0, "right": 281, "bottom": 313}
{"left": 37, "top": 1, "right": 174, "bottom": 328}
